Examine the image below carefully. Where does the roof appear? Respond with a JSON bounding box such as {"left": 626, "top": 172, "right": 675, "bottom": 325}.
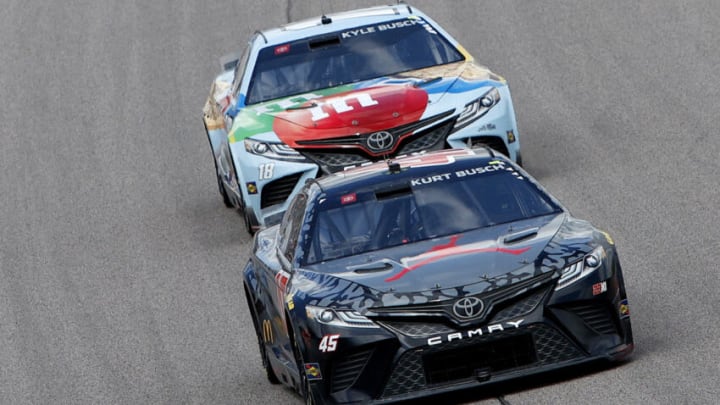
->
{"left": 256, "top": 4, "right": 421, "bottom": 45}
{"left": 314, "top": 148, "right": 498, "bottom": 192}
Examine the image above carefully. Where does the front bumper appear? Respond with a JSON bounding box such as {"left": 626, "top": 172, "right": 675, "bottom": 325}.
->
{"left": 230, "top": 142, "right": 319, "bottom": 227}
{"left": 302, "top": 270, "right": 633, "bottom": 404}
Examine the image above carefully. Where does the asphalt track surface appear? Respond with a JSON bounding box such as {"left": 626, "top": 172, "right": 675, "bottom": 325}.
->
{"left": 1, "top": 1, "right": 719, "bottom": 404}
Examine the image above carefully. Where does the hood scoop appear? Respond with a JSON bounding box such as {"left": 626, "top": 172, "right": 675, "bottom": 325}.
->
{"left": 503, "top": 227, "right": 540, "bottom": 244}
{"left": 347, "top": 260, "right": 396, "bottom": 274}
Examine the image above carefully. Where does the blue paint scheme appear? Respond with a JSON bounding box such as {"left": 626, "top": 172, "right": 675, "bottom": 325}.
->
{"left": 202, "top": 4, "right": 522, "bottom": 234}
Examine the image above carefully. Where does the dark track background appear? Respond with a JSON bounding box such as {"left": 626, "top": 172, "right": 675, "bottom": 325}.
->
{"left": 1, "top": 1, "right": 717, "bottom": 403}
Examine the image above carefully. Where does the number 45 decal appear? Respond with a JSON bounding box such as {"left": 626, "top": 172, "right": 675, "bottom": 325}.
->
{"left": 319, "top": 334, "right": 340, "bottom": 352}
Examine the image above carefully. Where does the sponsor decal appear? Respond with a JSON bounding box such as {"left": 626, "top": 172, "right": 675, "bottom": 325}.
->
{"left": 246, "top": 182, "right": 258, "bottom": 194}
{"left": 427, "top": 319, "right": 525, "bottom": 346}
{"left": 410, "top": 172, "right": 452, "bottom": 186}
{"left": 286, "top": 295, "right": 295, "bottom": 311}
{"left": 478, "top": 123, "right": 496, "bottom": 131}
{"left": 409, "top": 160, "right": 507, "bottom": 186}
{"left": 274, "top": 44, "right": 290, "bottom": 55}
{"left": 507, "top": 130, "right": 516, "bottom": 143}
{"left": 262, "top": 319, "right": 273, "bottom": 343}
{"left": 601, "top": 230, "right": 615, "bottom": 245}
{"left": 340, "top": 193, "right": 357, "bottom": 205}
{"left": 619, "top": 299, "right": 630, "bottom": 318}
{"left": 386, "top": 235, "right": 531, "bottom": 282}
{"left": 341, "top": 18, "right": 422, "bottom": 39}
{"left": 318, "top": 334, "right": 340, "bottom": 353}
{"left": 306, "top": 93, "right": 380, "bottom": 122}
{"left": 592, "top": 281, "right": 607, "bottom": 296}
{"left": 304, "top": 363, "right": 323, "bottom": 380}
{"left": 452, "top": 297, "right": 485, "bottom": 319}
{"left": 273, "top": 85, "right": 428, "bottom": 152}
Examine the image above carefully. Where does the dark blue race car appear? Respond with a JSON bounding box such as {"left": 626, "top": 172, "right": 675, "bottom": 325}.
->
{"left": 243, "top": 149, "right": 633, "bottom": 404}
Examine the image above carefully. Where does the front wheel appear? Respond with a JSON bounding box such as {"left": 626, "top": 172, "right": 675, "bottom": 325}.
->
{"left": 290, "top": 325, "right": 315, "bottom": 405}
{"left": 242, "top": 205, "right": 259, "bottom": 236}
{"left": 217, "top": 175, "right": 233, "bottom": 208}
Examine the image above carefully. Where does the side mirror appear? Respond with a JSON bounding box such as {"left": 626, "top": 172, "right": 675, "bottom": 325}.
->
{"left": 225, "top": 103, "right": 240, "bottom": 119}
{"left": 219, "top": 52, "right": 240, "bottom": 71}
{"left": 277, "top": 247, "right": 293, "bottom": 272}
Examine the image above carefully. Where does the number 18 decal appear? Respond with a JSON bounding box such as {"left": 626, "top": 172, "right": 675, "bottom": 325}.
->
{"left": 319, "top": 334, "right": 340, "bottom": 352}
{"left": 258, "top": 163, "right": 274, "bottom": 180}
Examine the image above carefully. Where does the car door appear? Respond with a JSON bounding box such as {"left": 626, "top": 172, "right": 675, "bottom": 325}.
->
{"left": 258, "top": 192, "right": 308, "bottom": 359}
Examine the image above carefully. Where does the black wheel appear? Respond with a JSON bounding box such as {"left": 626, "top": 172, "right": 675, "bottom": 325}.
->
{"left": 243, "top": 205, "right": 259, "bottom": 236}
{"left": 290, "top": 324, "right": 315, "bottom": 405}
{"left": 203, "top": 121, "right": 233, "bottom": 208}
{"left": 217, "top": 175, "right": 234, "bottom": 208}
{"left": 245, "top": 288, "right": 280, "bottom": 384}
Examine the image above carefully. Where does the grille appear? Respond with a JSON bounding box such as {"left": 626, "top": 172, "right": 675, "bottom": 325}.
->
{"left": 530, "top": 324, "right": 584, "bottom": 363}
{"left": 377, "top": 321, "right": 455, "bottom": 338}
{"left": 424, "top": 334, "right": 536, "bottom": 385}
{"left": 371, "top": 272, "right": 555, "bottom": 327}
{"left": 490, "top": 288, "right": 549, "bottom": 323}
{"left": 563, "top": 303, "right": 619, "bottom": 335}
{"left": 331, "top": 348, "right": 373, "bottom": 393}
{"left": 260, "top": 173, "right": 302, "bottom": 209}
{"left": 296, "top": 112, "right": 454, "bottom": 172}
{"left": 381, "top": 324, "right": 583, "bottom": 399}
{"left": 302, "top": 151, "right": 371, "bottom": 171}
{"left": 396, "top": 121, "right": 453, "bottom": 154}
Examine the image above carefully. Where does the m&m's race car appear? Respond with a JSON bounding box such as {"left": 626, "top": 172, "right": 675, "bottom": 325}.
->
{"left": 202, "top": 4, "right": 521, "bottom": 233}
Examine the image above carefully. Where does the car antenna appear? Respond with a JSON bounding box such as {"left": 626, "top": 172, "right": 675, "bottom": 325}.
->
{"left": 396, "top": 0, "right": 412, "bottom": 13}
{"left": 387, "top": 160, "right": 402, "bottom": 174}
{"left": 320, "top": 0, "right": 332, "bottom": 24}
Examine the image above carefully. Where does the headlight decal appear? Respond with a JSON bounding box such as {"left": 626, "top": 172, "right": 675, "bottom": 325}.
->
{"left": 555, "top": 245, "right": 606, "bottom": 290}
{"left": 306, "top": 305, "right": 379, "bottom": 328}
{"left": 453, "top": 87, "right": 501, "bottom": 131}
{"left": 243, "top": 138, "right": 306, "bottom": 161}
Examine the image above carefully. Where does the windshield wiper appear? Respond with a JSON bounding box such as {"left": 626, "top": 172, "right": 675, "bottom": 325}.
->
{"left": 413, "top": 76, "right": 442, "bottom": 88}
{"left": 285, "top": 102, "right": 318, "bottom": 111}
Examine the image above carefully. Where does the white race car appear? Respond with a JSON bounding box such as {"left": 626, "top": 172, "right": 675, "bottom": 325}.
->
{"left": 203, "top": 3, "right": 521, "bottom": 233}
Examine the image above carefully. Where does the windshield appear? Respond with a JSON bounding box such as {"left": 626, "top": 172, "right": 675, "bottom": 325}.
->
{"left": 246, "top": 17, "right": 464, "bottom": 105}
{"left": 302, "top": 166, "right": 562, "bottom": 264}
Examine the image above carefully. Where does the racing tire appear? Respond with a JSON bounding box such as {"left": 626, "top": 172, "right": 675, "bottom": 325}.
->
{"left": 217, "top": 175, "right": 234, "bottom": 208}
{"left": 290, "top": 323, "right": 315, "bottom": 405}
{"left": 203, "top": 121, "right": 234, "bottom": 208}
{"left": 243, "top": 205, "right": 260, "bottom": 236}
{"left": 245, "top": 288, "right": 280, "bottom": 384}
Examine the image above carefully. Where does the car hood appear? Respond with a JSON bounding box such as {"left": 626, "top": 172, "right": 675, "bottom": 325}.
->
{"left": 294, "top": 213, "right": 600, "bottom": 312}
{"left": 227, "top": 61, "right": 503, "bottom": 146}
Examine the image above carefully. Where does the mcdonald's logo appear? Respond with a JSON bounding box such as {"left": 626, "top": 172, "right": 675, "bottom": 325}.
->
{"left": 262, "top": 319, "right": 274, "bottom": 343}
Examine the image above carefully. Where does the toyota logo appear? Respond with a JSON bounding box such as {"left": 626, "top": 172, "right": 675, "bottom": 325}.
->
{"left": 453, "top": 297, "right": 485, "bottom": 319}
{"left": 366, "top": 131, "right": 394, "bottom": 152}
